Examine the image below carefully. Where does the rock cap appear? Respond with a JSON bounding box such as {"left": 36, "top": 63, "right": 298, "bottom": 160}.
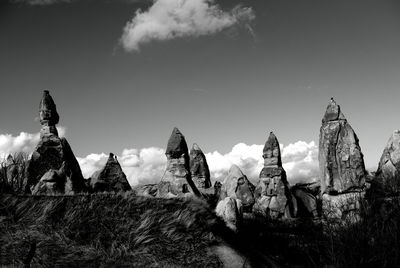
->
{"left": 39, "top": 90, "right": 59, "bottom": 126}
{"left": 166, "top": 127, "right": 189, "bottom": 158}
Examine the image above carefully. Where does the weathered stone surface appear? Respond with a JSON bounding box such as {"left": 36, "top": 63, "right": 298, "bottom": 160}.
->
{"left": 220, "top": 165, "right": 255, "bottom": 212}
{"left": 90, "top": 153, "right": 131, "bottom": 192}
{"left": 31, "top": 163, "right": 69, "bottom": 195}
{"left": 291, "top": 185, "right": 319, "bottom": 218}
{"left": 322, "top": 192, "right": 365, "bottom": 222}
{"left": 215, "top": 197, "right": 243, "bottom": 232}
{"left": 39, "top": 90, "right": 59, "bottom": 137}
{"left": 214, "top": 181, "right": 222, "bottom": 198}
{"left": 133, "top": 184, "right": 158, "bottom": 197}
{"left": 253, "top": 132, "right": 297, "bottom": 219}
{"left": 374, "top": 130, "right": 400, "bottom": 194}
{"left": 25, "top": 91, "right": 86, "bottom": 194}
{"left": 190, "top": 143, "right": 211, "bottom": 190}
{"left": 158, "top": 128, "right": 201, "bottom": 197}
{"left": 319, "top": 98, "right": 366, "bottom": 194}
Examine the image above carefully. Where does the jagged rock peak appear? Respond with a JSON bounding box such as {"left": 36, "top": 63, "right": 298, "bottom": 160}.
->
{"left": 374, "top": 130, "right": 400, "bottom": 194}
{"left": 90, "top": 152, "right": 131, "bottom": 192}
{"left": 39, "top": 90, "right": 59, "bottom": 126}
{"left": 191, "top": 143, "right": 201, "bottom": 151}
{"left": 228, "top": 164, "right": 245, "bottom": 178}
{"left": 319, "top": 98, "right": 366, "bottom": 194}
{"left": 322, "top": 97, "right": 346, "bottom": 123}
{"left": 166, "top": 127, "right": 189, "bottom": 158}
{"left": 190, "top": 143, "right": 211, "bottom": 189}
{"left": 263, "top": 131, "right": 282, "bottom": 166}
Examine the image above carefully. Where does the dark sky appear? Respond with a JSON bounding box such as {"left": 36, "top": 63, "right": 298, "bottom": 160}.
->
{"left": 1, "top": 0, "right": 400, "bottom": 170}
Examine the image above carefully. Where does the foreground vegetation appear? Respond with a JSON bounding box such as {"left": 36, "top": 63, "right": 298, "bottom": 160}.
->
{"left": 1, "top": 191, "right": 400, "bottom": 267}
{"left": 0, "top": 193, "right": 227, "bottom": 267}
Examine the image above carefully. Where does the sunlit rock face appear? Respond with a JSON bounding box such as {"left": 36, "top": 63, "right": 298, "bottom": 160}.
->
{"left": 189, "top": 143, "right": 211, "bottom": 190}
{"left": 39, "top": 90, "right": 60, "bottom": 138}
{"left": 90, "top": 153, "right": 131, "bottom": 193}
{"left": 157, "top": 128, "right": 201, "bottom": 198}
{"left": 253, "top": 132, "right": 297, "bottom": 219}
{"left": 220, "top": 165, "right": 255, "bottom": 212}
{"left": 215, "top": 197, "right": 243, "bottom": 232}
{"left": 374, "top": 130, "right": 400, "bottom": 194}
{"left": 26, "top": 90, "right": 86, "bottom": 195}
{"left": 319, "top": 98, "right": 367, "bottom": 195}
{"left": 322, "top": 192, "right": 365, "bottom": 223}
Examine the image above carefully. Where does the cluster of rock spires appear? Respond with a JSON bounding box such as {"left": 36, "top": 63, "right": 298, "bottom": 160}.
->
{"left": 26, "top": 90, "right": 86, "bottom": 195}
{"left": 21, "top": 91, "right": 132, "bottom": 195}
{"left": 4, "top": 91, "right": 400, "bottom": 230}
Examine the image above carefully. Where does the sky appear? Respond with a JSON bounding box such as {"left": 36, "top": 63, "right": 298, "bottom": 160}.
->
{"left": 1, "top": 0, "right": 400, "bottom": 186}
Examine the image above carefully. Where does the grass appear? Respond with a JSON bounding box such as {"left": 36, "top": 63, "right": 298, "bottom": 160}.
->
{"left": 0, "top": 193, "right": 225, "bottom": 267}
{"left": 1, "top": 191, "right": 400, "bottom": 267}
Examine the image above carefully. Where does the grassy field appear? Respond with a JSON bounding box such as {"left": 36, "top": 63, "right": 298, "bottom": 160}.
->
{"left": 1, "top": 192, "right": 400, "bottom": 267}
{"left": 0, "top": 193, "right": 229, "bottom": 267}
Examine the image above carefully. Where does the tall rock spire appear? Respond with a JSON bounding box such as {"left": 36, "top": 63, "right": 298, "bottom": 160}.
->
{"left": 158, "top": 127, "right": 201, "bottom": 197}
{"left": 319, "top": 98, "right": 366, "bottom": 194}
{"left": 253, "top": 132, "right": 297, "bottom": 219}
{"left": 39, "top": 90, "right": 60, "bottom": 137}
{"left": 190, "top": 143, "right": 211, "bottom": 190}
{"left": 26, "top": 90, "right": 86, "bottom": 194}
{"left": 374, "top": 130, "right": 400, "bottom": 194}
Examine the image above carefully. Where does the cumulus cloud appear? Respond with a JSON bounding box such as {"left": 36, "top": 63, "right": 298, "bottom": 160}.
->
{"left": 0, "top": 127, "right": 66, "bottom": 160}
{"left": 120, "top": 0, "right": 255, "bottom": 51}
{"left": 0, "top": 128, "right": 318, "bottom": 187}
{"left": 205, "top": 141, "right": 319, "bottom": 185}
{"left": 77, "top": 147, "right": 166, "bottom": 186}
{"left": 77, "top": 140, "right": 318, "bottom": 187}
{"left": 281, "top": 141, "right": 319, "bottom": 184}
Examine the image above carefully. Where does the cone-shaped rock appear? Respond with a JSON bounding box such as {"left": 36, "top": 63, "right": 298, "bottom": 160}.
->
{"left": 158, "top": 128, "right": 201, "bottom": 197}
{"left": 39, "top": 90, "right": 60, "bottom": 137}
{"left": 253, "top": 132, "right": 297, "bottom": 219}
{"left": 319, "top": 98, "right": 366, "bottom": 194}
{"left": 25, "top": 90, "right": 86, "bottom": 194}
{"left": 374, "top": 130, "right": 400, "bottom": 194}
{"left": 216, "top": 197, "right": 243, "bottom": 232}
{"left": 90, "top": 153, "right": 131, "bottom": 192}
{"left": 190, "top": 143, "right": 211, "bottom": 190}
{"left": 220, "top": 165, "right": 255, "bottom": 212}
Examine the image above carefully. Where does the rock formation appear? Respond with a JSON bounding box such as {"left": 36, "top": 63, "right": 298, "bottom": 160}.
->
{"left": 291, "top": 182, "right": 320, "bottom": 218}
{"left": 374, "top": 130, "right": 400, "bottom": 194}
{"left": 253, "top": 132, "right": 297, "bottom": 219}
{"left": 157, "top": 128, "right": 201, "bottom": 198}
{"left": 219, "top": 165, "right": 255, "bottom": 212}
{"left": 189, "top": 143, "right": 212, "bottom": 190}
{"left": 90, "top": 153, "right": 131, "bottom": 192}
{"left": 319, "top": 98, "right": 367, "bottom": 221}
{"left": 215, "top": 197, "right": 243, "bottom": 232}
{"left": 319, "top": 98, "right": 367, "bottom": 194}
{"left": 31, "top": 163, "right": 67, "bottom": 195}
{"left": 132, "top": 184, "right": 158, "bottom": 197}
{"left": 25, "top": 90, "right": 86, "bottom": 194}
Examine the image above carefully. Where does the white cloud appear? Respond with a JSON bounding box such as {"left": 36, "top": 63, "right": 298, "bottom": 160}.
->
{"left": 77, "top": 147, "right": 167, "bottom": 186}
{"left": 281, "top": 141, "right": 319, "bottom": 184}
{"left": 0, "top": 127, "right": 319, "bottom": 187}
{"left": 120, "top": 0, "right": 255, "bottom": 51}
{"left": 0, "top": 127, "right": 66, "bottom": 160}
{"left": 205, "top": 141, "right": 319, "bottom": 185}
